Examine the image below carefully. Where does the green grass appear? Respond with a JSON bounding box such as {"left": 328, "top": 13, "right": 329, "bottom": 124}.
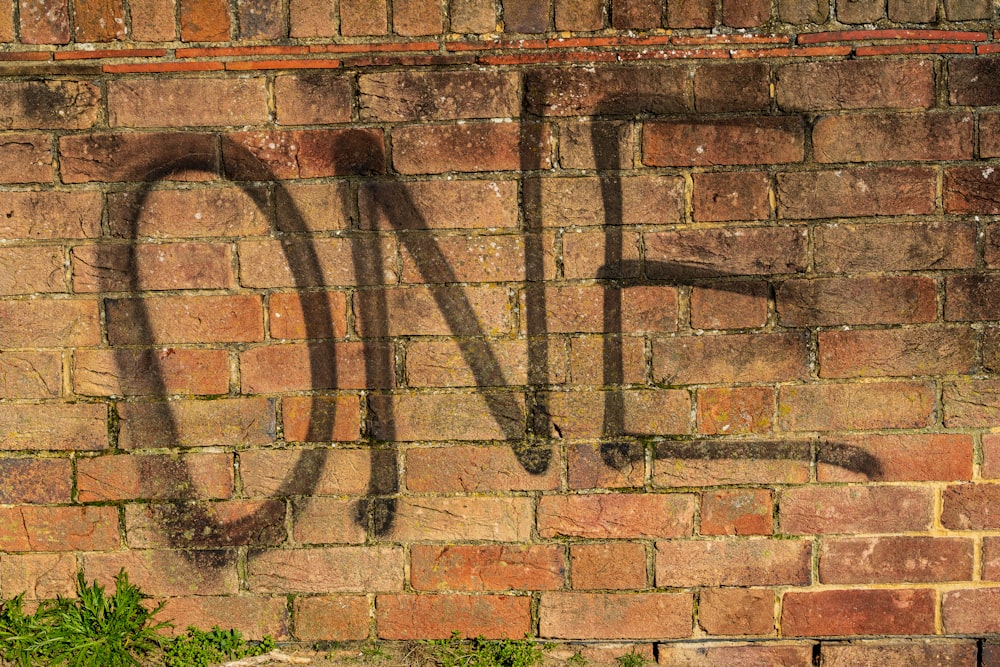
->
{"left": 422, "top": 633, "right": 550, "bottom": 667}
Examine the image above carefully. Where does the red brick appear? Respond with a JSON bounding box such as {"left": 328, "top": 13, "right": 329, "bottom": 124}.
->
{"left": 778, "top": 276, "right": 937, "bottom": 326}
{"left": 180, "top": 0, "right": 229, "bottom": 40}
{"left": 0, "top": 247, "right": 64, "bottom": 295}
{"left": 950, "top": 58, "right": 1000, "bottom": 106}
{"left": 117, "top": 397, "right": 275, "bottom": 449}
{"left": 778, "top": 0, "right": 828, "bottom": 21}
{"left": 525, "top": 66, "right": 688, "bottom": 117}
{"left": 1, "top": 554, "right": 76, "bottom": 599}
{"left": 668, "top": 0, "right": 715, "bottom": 26}
{"left": 412, "top": 545, "right": 564, "bottom": 591}
{"left": 0, "top": 134, "right": 51, "bottom": 183}
{"left": 0, "top": 191, "right": 101, "bottom": 240}
{"left": 777, "top": 167, "right": 937, "bottom": 219}
{"left": 645, "top": 227, "right": 806, "bottom": 278}
{"left": 944, "top": 589, "right": 1000, "bottom": 635}
{"left": 238, "top": 0, "right": 283, "bottom": 38}
{"left": 781, "top": 381, "right": 935, "bottom": 432}
{"left": 360, "top": 70, "right": 517, "bottom": 121}
{"left": 777, "top": 59, "right": 934, "bottom": 111}
{"left": 355, "top": 286, "right": 512, "bottom": 337}
{"left": 820, "top": 536, "right": 973, "bottom": 584}
{"left": 406, "top": 338, "right": 565, "bottom": 388}
{"left": 981, "top": 538, "right": 1000, "bottom": 580}
{"left": 83, "top": 550, "right": 238, "bottom": 597}
{"left": 339, "top": 0, "right": 387, "bottom": 35}
{"left": 818, "top": 434, "right": 974, "bottom": 482}
{"left": 690, "top": 283, "right": 768, "bottom": 331}
{"left": 699, "top": 589, "right": 775, "bottom": 636}
{"left": 392, "top": 122, "right": 550, "bottom": 174}
{"left": 692, "top": 173, "right": 770, "bottom": 222}
{"left": 700, "top": 489, "right": 773, "bottom": 535}
{"left": 294, "top": 596, "right": 370, "bottom": 641}
{"left": 943, "top": 380, "right": 1000, "bottom": 427}
{"left": 538, "top": 493, "right": 695, "bottom": 539}
{"left": 0, "top": 81, "right": 100, "bottom": 129}
{"left": 816, "top": 220, "right": 976, "bottom": 272}
{"left": 980, "top": 113, "right": 1000, "bottom": 157}
{"left": 568, "top": 441, "right": 645, "bottom": 489}
{"left": 282, "top": 395, "right": 362, "bottom": 442}
{"left": 555, "top": 0, "right": 603, "bottom": 30}
{"left": 377, "top": 594, "right": 530, "bottom": 639}
{"left": 780, "top": 486, "right": 933, "bottom": 534}
{"left": 658, "top": 642, "right": 813, "bottom": 665}
{"left": 360, "top": 179, "right": 518, "bottom": 230}
{"left": 78, "top": 452, "right": 233, "bottom": 502}
{"left": 823, "top": 641, "right": 976, "bottom": 666}
{"left": 273, "top": 183, "right": 352, "bottom": 232}
{"left": 274, "top": 73, "right": 351, "bottom": 125}
{"left": 888, "top": 0, "right": 937, "bottom": 20}
{"left": 107, "top": 187, "right": 269, "bottom": 239}
{"left": 0, "top": 506, "right": 118, "bottom": 551}
{"left": 0, "top": 458, "right": 71, "bottom": 504}
{"left": 292, "top": 496, "right": 366, "bottom": 545}
{"left": 130, "top": 0, "right": 176, "bottom": 40}
{"left": 388, "top": 497, "right": 534, "bottom": 542}
{"left": 19, "top": 0, "right": 69, "bottom": 42}
{"left": 71, "top": 242, "right": 233, "bottom": 292}
{"left": 813, "top": 112, "right": 973, "bottom": 163}
{"left": 723, "top": 0, "right": 769, "bottom": 26}
{"left": 371, "top": 391, "right": 523, "bottom": 441}
{"left": 819, "top": 327, "right": 975, "bottom": 379}
{"left": 224, "top": 129, "right": 385, "bottom": 179}
{"left": 539, "top": 177, "right": 683, "bottom": 229}
{"left": 945, "top": 167, "right": 1000, "bottom": 214}
{"left": 241, "top": 447, "right": 372, "bottom": 497}
{"left": 980, "top": 434, "right": 1000, "bottom": 479}
{"left": 289, "top": 0, "right": 337, "bottom": 37}
{"left": 406, "top": 445, "right": 559, "bottom": 492}
{"left": 268, "top": 291, "right": 348, "bottom": 340}
{"left": 400, "top": 234, "right": 544, "bottom": 284}
{"left": 644, "top": 117, "right": 803, "bottom": 166}
{"left": 160, "top": 596, "right": 287, "bottom": 641}
{"left": 530, "top": 285, "right": 676, "bottom": 334}
{"left": 570, "top": 543, "right": 646, "bottom": 589}
{"left": 393, "top": 0, "right": 442, "bottom": 35}
{"left": 836, "top": 0, "right": 884, "bottom": 22}
{"left": 60, "top": 133, "right": 218, "bottom": 183}
{"left": 654, "top": 333, "right": 807, "bottom": 385}
{"left": 782, "top": 589, "right": 935, "bottom": 637}
{"left": 540, "top": 592, "right": 692, "bottom": 639}
{"left": 503, "top": 0, "right": 549, "bottom": 31}
{"left": 655, "top": 539, "right": 810, "bottom": 586}
{"left": 0, "top": 403, "right": 107, "bottom": 451}
{"left": 126, "top": 499, "right": 285, "bottom": 549}
{"left": 654, "top": 440, "right": 810, "bottom": 487}
{"left": 0, "top": 351, "right": 60, "bottom": 399}
{"left": 74, "top": 0, "right": 125, "bottom": 41}
{"left": 696, "top": 64, "right": 770, "bottom": 114}
{"left": 247, "top": 335, "right": 377, "bottom": 391}
{"left": 239, "top": 237, "right": 396, "bottom": 288}
{"left": 558, "top": 120, "right": 634, "bottom": 170}
{"left": 74, "top": 348, "right": 228, "bottom": 397}
{"left": 109, "top": 78, "right": 267, "bottom": 128}
{"left": 942, "top": 484, "right": 1000, "bottom": 529}
{"left": 567, "top": 336, "right": 645, "bottom": 388}
{"left": 543, "top": 389, "right": 691, "bottom": 438}
{"left": 107, "top": 295, "right": 263, "bottom": 345}
{"left": 611, "top": 0, "right": 660, "bottom": 27}
{"left": 450, "top": 0, "right": 495, "bottom": 31}
{"left": 0, "top": 298, "right": 100, "bottom": 347}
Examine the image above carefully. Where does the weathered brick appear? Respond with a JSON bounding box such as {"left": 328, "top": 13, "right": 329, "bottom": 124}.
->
{"left": 289, "top": 0, "right": 337, "bottom": 37}
{"left": 239, "top": 237, "right": 396, "bottom": 288}
{"left": 527, "top": 285, "right": 675, "bottom": 334}
{"left": 778, "top": 0, "right": 827, "bottom": 22}
{"left": 242, "top": 343, "right": 384, "bottom": 393}
{"left": 224, "top": 129, "right": 385, "bottom": 179}
{"left": 779, "top": 381, "right": 935, "bottom": 431}
{"left": 945, "top": 167, "right": 1000, "bottom": 214}
{"left": 0, "top": 134, "right": 52, "bottom": 183}
{"left": 0, "top": 0, "right": 12, "bottom": 40}
{"left": 117, "top": 397, "right": 275, "bottom": 449}
{"left": 697, "top": 386, "right": 774, "bottom": 437}
{"left": 813, "top": 112, "right": 973, "bottom": 163}
{"left": 392, "top": 122, "right": 550, "bottom": 174}
{"left": 130, "top": 0, "right": 176, "bottom": 40}
{"left": 560, "top": 121, "right": 633, "bottom": 170}
{"left": 268, "top": 291, "right": 348, "bottom": 340}
{"left": 126, "top": 499, "right": 285, "bottom": 548}
{"left": 942, "top": 484, "right": 1000, "bottom": 529}
{"left": 360, "top": 179, "right": 518, "bottom": 230}
{"left": 723, "top": 0, "right": 769, "bottom": 26}
{"left": 503, "top": 0, "right": 549, "bottom": 31}
{"left": 406, "top": 445, "right": 559, "bottom": 492}
{"left": 0, "top": 247, "right": 64, "bottom": 295}
{"left": 109, "top": 78, "right": 267, "bottom": 128}
{"left": 372, "top": 390, "right": 524, "bottom": 441}
{"left": 980, "top": 538, "right": 1000, "bottom": 580}
{"left": 654, "top": 440, "right": 810, "bottom": 487}
{"left": 980, "top": 113, "right": 1000, "bottom": 157}
{"left": 355, "top": 286, "right": 513, "bottom": 337}
{"left": 74, "top": 0, "right": 125, "bottom": 40}
{"left": 78, "top": 452, "right": 233, "bottom": 502}
{"left": 645, "top": 227, "right": 806, "bottom": 278}
{"left": 555, "top": 0, "right": 603, "bottom": 30}
{"left": 945, "top": 589, "right": 1000, "bottom": 634}
{"left": 945, "top": 0, "right": 991, "bottom": 18}
{"left": 655, "top": 539, "right": 810, "bottom": 586}
{"left": 0, "top": 458, "right": 71, "bottom": 503}
{"left": 248, "top": 547, "right": 401, "bottom": 593}
{"left": 692, "top": 172, "right": 770, "bottom": 222}
{"left": 406, "top": 338, "right": 565, "bottom": 388}
{"left": 83, "top": 550, "right": 238, "bottom": 597}
{"left": 778, "top": 60, "right": 935, "bottom": 110}
{"left": 943, "top": 380, "right": 1000, "bottom": 427}
{"left": 525, "top": 67, "right": 688, "bottom": 117}
{"left": 179, "top": 0, "right": 230, "bottom": 40}
{"left": 568, "top": 441, "right": 645, "bottom": 489}
{"left": 777, "top": 276, "right": 937, "bottom": 326}
{"left": 540, "top": 592, "right": 692, "bottom": 639}
{"left": 538, "top": 493, "right": 695, "bottom": 539}
{"left": 107, "top": 295, "right": 263, "bottom": 345}
{"left": 0, "top": 298, "right": 100, "bottom": 347}
{"left": 816, "top": 220, "right": 976, "bottom": 272}
{"left": 388, "top": 497, "right": 534, "bottom": 542}
{"left": 0, "top": 351, "right": 60, "bottom": 399}
{"left": 690, "top": 283, "right": 769, "bottom": 331}
{"left": 412, "top": 545, "right": 564, "bottom": 591}
{"left": 822, "top": 640, "right": 977, "bottom": 667}
{"left": 274, "top": 74, "right": 351, "bottom": 125}
{"left": 836, "top": 0, "right": 884, "bottom": 22}
{"left": 536, "top": 176, "right": 684, "bottom": 229}
{"left": 645, "top": 118, "right": 803, "bottom": 167}
{"left": 820, "top": 536, "right": 973, "bottom": 584}
{"left": 293, "top": 497, "right": 366, "bottom": 545}
{"left": 783, "top": 589, "right": 935, "bottom": 636}
{"left": 950, "top": 58, "right": 1000, "bottom": 106}
{"left": 568, "top": 336, "right": 645, "bottom": 387}
{"left": 668, "top": 0, "right": 716, "bottom": 26}
{"left": 698, "top": 589, "right": 775, "bottom": 636}
{"left": 0, "top": 403, "right": 107, "bottom": 451}
{"left": 659, "top": 642, "right": 813, "bottom": 665}
{"left": 0, "top": 191, "right": 101, "bottom": 240}
{"left": 572, "top": 644, "right": 656, "bottom": 664}
{"left": 107, "top": 187, "right": 270, "bottom": 239}
{"left": 612, "top": 0, "right": 660, "bottom": 28}
{"left": 0, "top": 505, "right": 118, "bottom": 551}
{"left": 360, "top": 71, "right": 517, "bottom": 121}
{"left": 1, "top": 554, "right": 76, "bottom": 599}
{"left": 777, "top": 167, "right": 937, "bottom": 219}
{"left": 889, "top": 0, "right": 936, "bottom": 20}
{"left": 0, "top": 81, "right": 100, "bottom": 129}
{"left": 282, "top": 396, "right": 361, "bottom": 443}
{"left": 339, "top": 0, "right": 387, "bottom": 35}
{"left": 819, "top": 327, "right": 975, "bottom": 379}
{"left": 19, "top": 0, "right": 69, "bottom": 43}
{"left": 400, "top": 234, "right": 544, "bottom": 284}
{"left": 274, "top": 182, "right": 352, "bottom": 232}
{"left": 294, "top": 596, "right": 370, "bottom": 641}
{"left": 543, "top": 389, "right": 691, "bottom": 438}
{"left": 393, "top": 0, "right": 442, "bottom": 35}
{"left": 60, "top": 133, "right": 218, "bottom": 183}
{"left": 653, "top": 333, "right": 807, "bottom": 385}
{"left": 700, "top": 489, "right": 773, "bottom": 535}
{"left": 72, "top": 243, "right": 234, "bottom": 292}
{"left": 780, "top": 486, "right": 934, "bottom": 534}
{"left": 238, "top": 0, "right": 283, "bottom": 38}
{"left": 74, "top": 348, "right": 228, "bottom": 397}
{"left": 378, "top": 594, "right": 531, "bottom": 639}
{"left": 818, "top": 434, "right": 974, "bottom": 482}
{"left": 570, "top": 543, "right": 646, "bottom": 589}
{"left": 450, "top": 0, "right": 495, "bottom": 31}
{"left": 979, "top": 434, "right": 1000, "bottom": 479}
{"left": 159, "top": 596, "right": 287, "bottom": 641}
{"left": 241, "top": 447, "right": 372, "bottom": 496}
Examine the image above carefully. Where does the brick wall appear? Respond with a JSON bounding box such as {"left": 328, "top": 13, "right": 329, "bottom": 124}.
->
{"left": 3, "top": 0, "right": 1000, "bottom": 662}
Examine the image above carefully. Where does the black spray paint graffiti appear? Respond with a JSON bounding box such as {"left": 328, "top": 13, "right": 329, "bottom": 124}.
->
{"left": 101, "top": 76, "right": 879, "bottom": 560}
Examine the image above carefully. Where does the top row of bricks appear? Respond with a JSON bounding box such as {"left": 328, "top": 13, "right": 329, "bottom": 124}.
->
{"left": 6, "top": 0, "right": 998, "bottom": 45}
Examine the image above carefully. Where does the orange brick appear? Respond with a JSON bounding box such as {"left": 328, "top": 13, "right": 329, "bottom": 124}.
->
{"left": 655, "top": 539, "right": 810, "bottom": 586}
{"left": 377, "top": 594, "right": 531, "bottom": 639}
{"left": 0, "top": 247, "right": 64, "bottom": 295}
{"left": 83, "top": 550, "right": 238, "bottom": 596}
{"left": 0, "top": 298, "right": 101, "bottom": 348}
{"left": 109, "top": 78, "right": 267, "bottom": 128}
{"left": 238, "top": 237, "right": 397, "bottom": 288}
{"left": 241, "top": 342, "right": 389, "bottom": 393}
{"left": 697, "top": 387, "right": 774, "bottom": 436}
{"left": 107, "top": 187, "right": 269, "bottom": 239}
{"left": 106, "top": 295, "right": 263, "bottom": 345}
{"left": 540, "top": 592, "right": 692, "bottom": 640}
{"left": 700, "top": 489, "right": 773, "bottom": 535}
{"left": 282, "top": 395, "right": 361, "bottom": 442}
{"left": 117, "top": 397, "right": 275, "bottom": 449}
{"left": 241, "top": 447, "right": 373, "bottom": 496}
{"left": 60, "top": 133, "right": 218, "bottom": 183}
{"left": 659, "top": 642, "right": 812, "bottom": 665}
{"left": 130, "top": 0, "right": 176, "bottom": 40}
{"left": 0, "top": 134, "right": 51, "bottom": 183}
{"left": 654, "top": 440, "right": 810, "bottom": 487}
{"left": 406, "top": 445, "right": 559, "bottom": 492}
{"left": 411, "top": 545, "right": 564, "bottom": 591}
{"left": 74, "top": 0, "right": 125, "bottom": 41}
{"left": 821, "top": 640, "right": 977, "bottom": 666}
{"left": 820, "top": 537, "right": 973, "bottom": 584}
{"left": 779, "top": 381, "right": 935, "bottom": 431}
{"left": 644, "top": 117, "right": 804, "bottom": 166}
{"left": 224, "top": 129, "right": 385, "bottom": 180}
{"left": 537, "top": 176, "right": 684, "bottom": 229}
{"left": 77, "top": 452, "right": 233, "bottom": 501}
{"left": 690, "top": 282, "right": 768, "bottom": 330}
{"left": 355, "top": 286, "right": 513, "bottom": 336}
{"left": 370, "top": 391, "right": 524, "bottom": 442}
{"left": 942, "top": 484, "right": 1000, "bottom": 530}
{"left": 71, "top": 243, "right": 234, "bottom": 292}
{"left": 654, "top": 333, "right": 806, "bottom": 385}
{"left": 542, "top": 389, "right": 690, "bottom": 439}
{"left": 126, "top": 500, "right": 285, "bottom": 549}
{"left": 781, "top": 486, "right": 933, "bottom": 534}
{"left": 274, "top": 73, "right": 351, "bottom": 125}
{"left": 289, "top": 0, "right": 336, "bottom": 37}
{"left": 0, "top": 403, "right": 107, "bottom": 451}
{"left": 19, "top": 0, "right": 69, "bottom": 43}
{"left": 294, "top": 596, "right": 370, "bottom": 641}
{"left": 359, "top": 71, "right": 517, "bottom": 121}
{"left": 0, "top": 458, "right": 71, "bottom": 503}
{"left": 567, "top": 336, "right": 645, "bottom": 387}
{"left": 248, "top": 547, "right": 404, "bottom": 593}
{"left": 73, "top": 348, "right": 230, "bottom": 397}
{"left": 819, "top": 327, "right": 975, "bottom": 379}
{"left": 568, "top": 442, "right": 645, "bottom": 489}
{"left": 0, "top": 351, "right": 61, "bottom": 399}
{"left": 388, "top": 497, "right": 534, "bottom": 542}
{"left": 179, "top": 0, "right": 229, "bottom": 40}
{"left": 292, "top": 497, "right": 366, "bottom": 545}
{"left": 699, "top": 589, "right": 774, "bottom": 635}
{"left": 538, "top": 493, "right": 695, "bottom": 539}
{"left": 0, "top": 191, "right": 101, "bottom": 240}
{"left": 160, "top": 596, "right": 287, "bottom": 641}
{"left": 392, "top": 122, "right": 551, "bottom": 174}
{"left": 340, "top": 0, "right": 387, "bottom": 35}
{"left": 268, "top": 292, "right": 349, "bottom": 340}
{"left": 0, "top": 506, "right": 119, "bottom": 551}
{"left": 1, "top": 553, "right": 76, "bottom": 599}
{"left": 570, "top": 543, "right": 646, "bottom": 589}
{"left": 820, "top": 433, "right": 973, "bottom": 483}
{"left": 360, "top": 179, "right": 518, "bottom": 230}
{"left": 530, "top": 285, "right": 678, "bottom": 334}
{"left": 783, "top": 589, "right": 935, "bottom": 637}
{"left": 406, "top": 338, "right": 566, "bottom": 388}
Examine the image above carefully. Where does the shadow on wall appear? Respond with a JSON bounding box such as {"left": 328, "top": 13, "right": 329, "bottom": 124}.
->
{"left": 93, "top": 74, "right": 880, "bottom": 564}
